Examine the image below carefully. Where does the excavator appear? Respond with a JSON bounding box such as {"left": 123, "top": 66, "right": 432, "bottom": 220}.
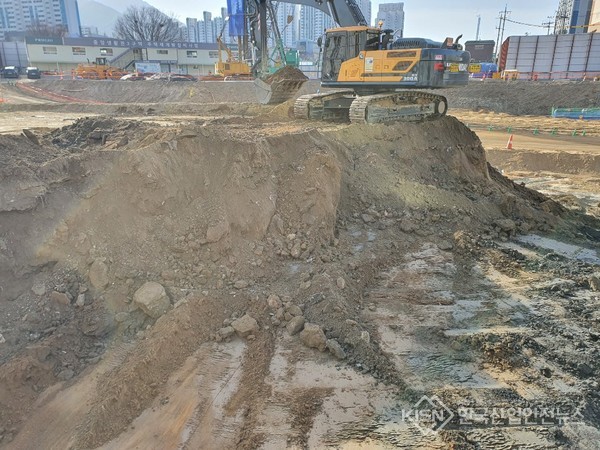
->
{"left": 248, "top": 0, "right": 470, "bottom": 123}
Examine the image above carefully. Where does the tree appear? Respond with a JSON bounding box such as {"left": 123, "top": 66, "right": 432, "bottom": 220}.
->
{"left": 114, "top": 6, "right": 182, "bottom": 42}
{"left": 26, "top": 21, "right": 68, "bottom": 37}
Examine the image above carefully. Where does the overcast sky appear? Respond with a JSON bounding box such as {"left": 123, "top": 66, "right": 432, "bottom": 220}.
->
{"left": 144, "top": 0, "right": 559, "bottom": 42}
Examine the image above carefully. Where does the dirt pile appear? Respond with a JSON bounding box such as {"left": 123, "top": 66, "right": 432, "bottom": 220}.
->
{"left": 440, "top": 79, "right": 600, "bottom": 115}
{"left": 264, "top": 66, "right": 309, "bottom": 83}
{"left": 1, "top": 110, "right": 598, "bottom": 448}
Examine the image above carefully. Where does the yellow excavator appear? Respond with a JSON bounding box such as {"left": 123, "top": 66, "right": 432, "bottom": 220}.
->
{"left": 214, "top": 36, "right": 253, "bottom": 80}
{"left": 75, "top": 57, "right": 127, "bottom": 80}
{"left": 249, "top": 0, "right": 470, "bottom": 123}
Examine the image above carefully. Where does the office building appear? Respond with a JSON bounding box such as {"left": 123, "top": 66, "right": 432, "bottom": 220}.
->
{"left": 375, "top": 2, "right": 404, "bottom": 36}
{"left": 0, "top": 0, "right": 82, "bottom": 39}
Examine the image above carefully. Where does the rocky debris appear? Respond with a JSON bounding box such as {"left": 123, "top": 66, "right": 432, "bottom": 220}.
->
{"left": 285, "top": 304, "right": 303, "bottom": 318}
{"left": 286, "top": 316, "right": 305, "bottom": 336}
{"left": 264, "top": 65, "right": 308, "bottom": 83}
{"left": 267, "top": 294, "right": 282, "bottom": 310}
{"left": 495, "top": 218, "right": 517, "bottom": 234}
{"left": 438, "top": 240, "right": 454, "bottom": 251}
{"left": 0, "top": 333, "right": 5, "bottom": 344}
{"left": 50, "top": 291, "right": 70, "bottom": 306}
{"left": 231, "top": 314, "right": 259, "bottom": 338}
{"left": 57, "top": 369, "right": 75, "bottom": 381}
{"left": 234, "top": 280, "right": 249, "bottom": 289}
{"left": 299, "top": 323, "right": 327, "bottom": 352}
{"left": 590, "top": 273, "right": 600, "bottom": 291}
{"left": 75, "top": 293, "right": 86, "bottom": 307}
{"left": 206, "top": 220, "right": 230, "bottom": 243}
{"left": 326, "top": 339, "right": 346, "bottom": 360}
{"left": 133, "top": 282, "right": 170, "bottom": 318}
{"left": 217, "top": 326, "right": 235, "bottom": 341}
{"left": 89, "top": 260, "right": 109, "bottom": 290}
{"left": 31, "top": 280, "right": 46, "bottom": 296}
{"left": 115, "top": 312, "right": 129, "bottom": 323}
{"left": 336, "top": 277, "right": 346, "bottom": 290}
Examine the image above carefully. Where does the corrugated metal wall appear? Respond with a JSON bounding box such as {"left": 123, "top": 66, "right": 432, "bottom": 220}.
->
{"left": 501, "top": 33, "right": 600, "bottom": 79}
{"left": 0, "top": 41, "right": 28, "bottom": 68}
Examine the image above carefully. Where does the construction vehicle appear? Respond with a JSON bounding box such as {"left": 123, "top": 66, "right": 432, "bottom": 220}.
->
{"left": 248, "top": 0, "right": 470, "bottom": 123}
{"left": 214, "top": 36, "right": 253, "bottom": 80}
{"left": 75, "top": 58, "right": 128, "bottom": 80}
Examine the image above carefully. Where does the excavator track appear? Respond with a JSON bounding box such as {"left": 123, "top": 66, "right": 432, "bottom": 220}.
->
{"left": 294, "top": 91, "right": 355, "bottom": 121}
{"left": 349, "top": 91, "right": 448, "bottom": 124}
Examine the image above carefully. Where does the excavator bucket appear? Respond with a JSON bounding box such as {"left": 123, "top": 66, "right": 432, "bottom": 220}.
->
{"left": 254, "top": 66, "right": 308, "bottom": 105}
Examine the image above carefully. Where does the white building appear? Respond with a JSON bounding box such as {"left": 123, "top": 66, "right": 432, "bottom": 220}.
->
{"left": 375, "top": 2, "right": 404, "bottom": 36}
{"left": 274, "top": 2, "right": 300, "bottom": 48}
{"left": 0, "top": 0, "right": 82, "bottom": 39}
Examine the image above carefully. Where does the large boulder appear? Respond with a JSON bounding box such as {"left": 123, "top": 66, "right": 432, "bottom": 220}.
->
{"left": 133, "top": 282, "right": 170, "bottom": 318}
{"left": 231, "top": 314, "right": 259, "bottom": 338}
{"left": 299, "top": 323, "right": 327, "bottom": 352}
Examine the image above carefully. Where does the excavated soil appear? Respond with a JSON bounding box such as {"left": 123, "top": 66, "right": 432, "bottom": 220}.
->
{"left": 1, "top": 79, "right": 600, "bottom": 449}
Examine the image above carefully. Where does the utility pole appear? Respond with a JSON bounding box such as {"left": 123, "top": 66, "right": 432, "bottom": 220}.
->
{"left": 495, "top": 5, "right": 510, "bottom": 63}
{"left": 542, "top": 16, "right": 554, "bottom": 35}
{"left": 475, "top": 15, "right": 481, "bottom": 41}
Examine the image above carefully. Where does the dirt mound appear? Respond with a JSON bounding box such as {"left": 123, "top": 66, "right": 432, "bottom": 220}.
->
{"left": 1, "top": 113, "right": 598, "bottom": 448}
{"left": 264, "top": 66, "right": 309, "bottom": 83}
{"left": 440, "top": 79, "right": 600, "bottom": 115}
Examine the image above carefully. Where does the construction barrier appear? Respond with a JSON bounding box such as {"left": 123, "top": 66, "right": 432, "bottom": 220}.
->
{"left": 499, "top": 70, "right": 600, "bottom": 82}
{"left": 551, "top": 107, "right": 600, "bottom": 121}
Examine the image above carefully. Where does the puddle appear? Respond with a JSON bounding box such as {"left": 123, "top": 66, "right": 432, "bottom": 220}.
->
{"left": 516, "top": 234, "right": 600, "bottom": 265}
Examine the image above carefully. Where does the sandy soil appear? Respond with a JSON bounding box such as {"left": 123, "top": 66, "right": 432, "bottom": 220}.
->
{"left": 0, "top": 79, "right": 599, "bottom": 450}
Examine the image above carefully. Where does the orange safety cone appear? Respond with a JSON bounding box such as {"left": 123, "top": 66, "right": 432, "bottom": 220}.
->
{"left": 506, "top": 134, "right": 514, "bottom": 150}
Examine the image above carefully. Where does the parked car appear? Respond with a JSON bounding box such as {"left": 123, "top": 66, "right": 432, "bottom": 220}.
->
{"left": 26, "top": 67, "right": 41, "bottom": 79}
{"left": 2, "top": 66, "right": 19, "bottom": 78}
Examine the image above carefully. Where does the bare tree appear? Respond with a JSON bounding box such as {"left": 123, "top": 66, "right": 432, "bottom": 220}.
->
{"left": 26, "top": 21, "right": 68, "bottom": 37}
{"left": 114, "top": 6, "right": 182, "bottom": 42}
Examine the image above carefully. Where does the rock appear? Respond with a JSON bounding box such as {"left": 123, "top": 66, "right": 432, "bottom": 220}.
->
{"left": 115, "top": 312, "right": 129, "bottom": 323}
{"left": 286, "top": 304, "right": 303, "bottom": 317}
{"left": 133, "top": 282, "right": 170, "bottom": 319}
{"left": 50, "top": 291, "right": 70, "bottom": 306}
{"left": 231, "top": 314, "right": 259, "bottom": 338}
{"left": 0, "top": 333, "right": 5, "bottom": 344}
{"left": 360, "top": 331, "right": 371, "bottom": 344}
{"left": 206, "top": 220, "right": 230, "bottom": 243}
{"left": 495, "top": 219, "right": 516, "bottom": 233}
{"left": 300, "top": 281, "right": 311, "bottom": 290}
{"left": 286, "top": 316, "right": 305, "bottom": 335}
{"left": 267, "top": 294, "right": 282, "bottom": 309}
{"left": 275, "top": 307, "right": 285, "bottom": 321}
{"left": 326, "top": 339, "right": 346, "bottom": 360}
{"left": 590, "top": 273, "right": 600, "bottom": 292}
{"left": 336, "top": 277, "right": 346, "bottom": 290}
{"left": 31, "top": 281, "right": 46, "bottom": 296}
{"left": 218, "top": 326, "right": 235, "bottom": 339}
{"left": 400, "top": 219, "right": 416, "bottom": 233}
{"left": 57, "top": 369, "right": 74, "bottom": 381}
{"left": 89, "top": 260, "right": 109, "bottom": 290}
{"left": 75, "top": 293, "right": 86, "bottom": 307}
{"left": 299, "top": 323, "right": 327, "bottom": 352}
{"left": 234, "top": 280, "right": 249, "bottom": 289}
{"left": 361, "top": 214, "right": 374, "bottom": 223}
{"left": 438, "top": 240, "right": 454, "bottom": 251}
{"left": 290, "top": 242, "right": 302, "bottom": 258}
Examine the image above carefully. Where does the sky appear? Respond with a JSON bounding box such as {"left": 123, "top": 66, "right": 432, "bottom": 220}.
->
{"left": 144, "top": 0, "right": 560, "bottom": 42}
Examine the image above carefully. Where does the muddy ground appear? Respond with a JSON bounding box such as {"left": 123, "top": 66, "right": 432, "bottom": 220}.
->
{"left": 0, "top": 79, "right": 600, "bottom": 449}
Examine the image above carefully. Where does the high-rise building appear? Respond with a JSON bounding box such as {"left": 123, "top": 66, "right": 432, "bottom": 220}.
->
{"left": 375, "top": 2, "right": 404, "bottom": 35}
{"left": 555, "top": 0, "right": 594, "bottom": 33}
{"left": 299, "top": 6, "right": 335, "bottom": 42}
{"left": 273, "top": 2, "right": 300, "bottom": 48}
{"left": 590, "top": 0, "right": 600, "bottom": 31}
{"left": 0, "top": 0, "right": 82, "bottom": 39}
{"left": 355, "top": 0, "right": 372, "bottom": 25}
{"left": 186, "top": 18, "right": 198, "bottom": 43}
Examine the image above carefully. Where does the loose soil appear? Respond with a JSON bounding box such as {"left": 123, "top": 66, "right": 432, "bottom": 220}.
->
{"left": 0, "top": 78, "right": 599, "bottom": 449}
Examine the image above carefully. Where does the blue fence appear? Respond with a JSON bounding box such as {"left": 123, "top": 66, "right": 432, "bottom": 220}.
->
{"left": 552, "top": 108, "right": 600, "bottom": 120}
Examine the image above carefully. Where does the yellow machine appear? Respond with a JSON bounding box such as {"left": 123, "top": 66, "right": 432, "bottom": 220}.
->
{"left": 214, "top": 37, "right": 252, "bottom": 80}
{"left": 75, "top": 58, "right": 128, "bottom": 80}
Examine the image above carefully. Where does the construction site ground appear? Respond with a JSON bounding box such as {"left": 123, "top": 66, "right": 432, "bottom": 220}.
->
{"left": 1, "top": 78, "right": 600, "bottom": 449}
